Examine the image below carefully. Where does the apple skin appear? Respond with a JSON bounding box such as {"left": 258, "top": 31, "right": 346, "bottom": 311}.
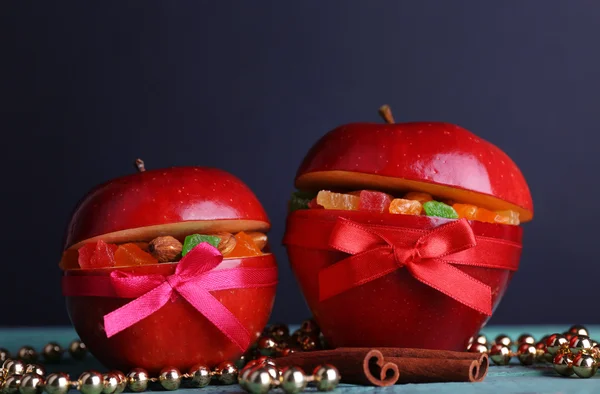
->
{"left": 65, "top": 254, "right": 277, "bottom": 374}
{"left": 64, "top": 167, "right": 270, "bottom": 249}
{"left": 295, "top": 122, "right": 533, "bottom": 221}
{"left": 284, "top": 210, "right": 521, "bottom": 351}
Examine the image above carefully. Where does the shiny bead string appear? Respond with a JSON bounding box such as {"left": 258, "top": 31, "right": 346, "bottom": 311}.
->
{"left": 466, "top": 324, "right": 600, "bottom": 378}
{"left": 0, "top": 320, "right": 340, "bottom": 393}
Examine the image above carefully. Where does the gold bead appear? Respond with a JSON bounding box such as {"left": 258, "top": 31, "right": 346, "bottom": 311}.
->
{"left": 573, "top": 352, "right": 597, "bottom": 378}
{"left": 280, "top": 367, "right": 306, "bottom": 394}
{"left": 108, "top": 371, "right": 126, "bottom": 394}
{"left": 569, "top": 335, "right": 593, "bottom": 353}
{"left": 257, "top": 337, "right": 277, "bottom": 357}
{"left": 214, "top": 361, "right": 237, "bottom": 385}
{"left": 126, "top": 369, "right": 148, "bottom": 393}
{"left": 568, "top": 325, "right": 589, "bottom": 337}
{"left": 298, "top": 335, "right": 318, "bottom": 352}
{"left": 158, "top": 367, "right": 181, "bottom": 391}
{"left": 68, "top": 340, "right": 87, "bottom": 361}
{"left": 188, "top": 365, "right": 210, "bottom": 388}
{"left": 101, "top": 373, "right": 119, "bottom": 394}
{"left": 24, "top": 366, "right": 44, "bottom": 377}
{"left": 79, "top": 371, "right": 103, "bottom": 394}
{"left": 517, "top": 343, "right": 537, "bottom": 366}
{"left": 246, "top": 368, "right": 272, "bottom": 394}
{"left": 2, "top": 375, "right": 22, "bottom": 394}
{"left": 300, "top": 319, "right": 320, "bottom": 334}
{"left": 489, "top": 344, "right": 512, "bottom": 365}
{"left": 239, "top": 365, "right": 255, "bottom": 390}
{"left": 16, "top": 348, "right": 37, "bottom": 365}
{"left": 44, "top": 373, "right": 70, "bottom": 394}
{"left": 517, "top": 334, "right": 535, "bottom": 345}
{"left": 0, "top": 350, "right": 10, "bottom": 364}
{"left": 553, "top": 352, "right": 574, "bottom": 377}
{"left": 3, "top": 360, "right": 25, "bottom": 376}
{"left": 312, "top": 364, "right": 340, "bottom": 392}
{"left": 494, "top": 334, "right": 512, "bottom": 348}
{"left": 42, "top": 343, "right": 63, "bottom": 364}
{"left": 474, "top": 334, "right": 487, "bottom": 346}
{"left": 467, "top": 343, "right": 488, "bottom": 353}
{"left": 546, "top": 334, "right": 569, "bottom": 356}
{"left": 267, "top": 324, "right": 290, "bottom": 342}
{"left": 18, "top": 373, "right": 43, "bottom": 394}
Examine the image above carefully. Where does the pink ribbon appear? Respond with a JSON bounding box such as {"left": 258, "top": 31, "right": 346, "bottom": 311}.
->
{"left": 62, "top": 243, "right": 278, "bottom": 351}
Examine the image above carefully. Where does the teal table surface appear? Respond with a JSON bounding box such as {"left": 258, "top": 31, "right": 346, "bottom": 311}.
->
{"left": 1, "top": 325, "right": 599, "bottom": 394}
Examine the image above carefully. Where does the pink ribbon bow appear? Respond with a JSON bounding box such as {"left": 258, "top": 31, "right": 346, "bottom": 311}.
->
{"left": 63, "top": 242, "right": 278, "bottom": 351}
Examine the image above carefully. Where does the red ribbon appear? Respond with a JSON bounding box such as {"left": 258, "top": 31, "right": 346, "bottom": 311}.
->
{"left": 62, "top": 243, "right": 278, "bottom": 351}
{"left": 309, "top": 217, "right": 520, "bottom": 316}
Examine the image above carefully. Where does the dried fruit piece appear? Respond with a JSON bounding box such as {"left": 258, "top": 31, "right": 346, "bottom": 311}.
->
{"left": 78, "top": 241, "right": 118, "bottom": 269}
{"left": 404, "top": 192, "right": 433, "bottom": 205}
{"left": 247, "top": 232, "right": 268, "bottom": 251}
{"left": 496, "top": 210, "right": 520, "bottom": 225}
{"left": 114, "top": 243, "right": 158, "bottom": 267}
{"left": 227, "top": 231, "right": 262, "bottom": 258}
{"left": 359, "top": 190, "right": 393, "bottom": 213}
{"left": 422, "top": 201, "right": 459, "bottom": 219}
{"left": 148, "top": 236, "right": 183, "bottom": 263}
{"left": 182, "top": 234, "right": 221, "bottom": 256}
{"left": 453, "top": 203, "right": 479, "bottom": 220}
{"left": 77, "top": 243, "right": 97, "bottom": 269}
{"left": 90, "top": 240, "right": 118, "bottom": 268}
{"left": 316, "top": 191, "right": 360, "bottom": 210}
{"left": 474, "top": 207, "right": 499, "bottom": 223}
{"left": 389, "top": 199, "right": 422, "bottom": 215}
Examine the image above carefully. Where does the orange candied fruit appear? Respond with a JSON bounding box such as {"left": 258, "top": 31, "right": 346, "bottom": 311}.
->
{"left": 453, "top": 203, "right": 479, "bottom": 220}
{"left": 59, "top": 249, "right": 80, "bottom": 270}
{"left": 496, "top": 210, "right": 520, "bottom": 225}
{"left": 114, "top": 243, "right": 159, "bottom": 267}
{"left": 227, "top": 231, "right": 262, "bottom": 258}
{"left": 403, "top": 192, "right": 433, "bottom": 205}
{"left": 316, "top": 190, "right": 360, "bottom": 210}
{"left": 389, "top": 199, "right": 422, "bottom": 215}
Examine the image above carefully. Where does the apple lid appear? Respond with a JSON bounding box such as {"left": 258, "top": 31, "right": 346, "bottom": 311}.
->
{"left": 294, "top": 106, "right": 533, "bottom": 222}
{"left": 63, "top": 161, "right": 270, "bottom": 249}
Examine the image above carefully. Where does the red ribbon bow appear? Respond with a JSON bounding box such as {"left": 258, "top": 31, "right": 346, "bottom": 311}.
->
{"left": 62, "top": 242, "right": 278, "bottom": 351}
{"left": 320, "top": 218, "right": 493, "bottom": 315}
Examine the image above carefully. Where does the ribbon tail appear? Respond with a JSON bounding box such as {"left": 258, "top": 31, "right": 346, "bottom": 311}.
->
{"left": 177, "top": 282, "right": 252, "bottom": 351}
{"left": 319, "top": 247, "right": 397, "bottom": 301}
{"left": 103, "top": 282, "right": 172, "bottom": 338}
{"left": 406, "top": 259, "right": 492, "bottom": 315}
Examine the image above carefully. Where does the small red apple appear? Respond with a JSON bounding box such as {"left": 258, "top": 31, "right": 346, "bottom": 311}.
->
{"left": 284, "top": 106, "right": 533, "bottom": 352}
{"left": 62, "top": 160, "right": 277, "bottom": 374}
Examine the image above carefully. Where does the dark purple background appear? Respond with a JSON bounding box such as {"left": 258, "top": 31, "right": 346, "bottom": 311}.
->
{"left": 1, "top": 1, "right": 598, "bottom": 326}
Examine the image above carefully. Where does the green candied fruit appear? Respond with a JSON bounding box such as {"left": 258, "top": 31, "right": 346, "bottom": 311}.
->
{"left": 288, "top": 190, "right": 317, "bottom": 212}
{"left": 422, "top": 201, "right": 459, "bottom": 219}
{"left": 182, "top": 234, "right": 221, "bottom": 256}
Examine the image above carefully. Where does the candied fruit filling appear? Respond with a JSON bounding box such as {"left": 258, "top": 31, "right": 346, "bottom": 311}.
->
{"left": 59, "top": 231, "right": 268, "bottom": 270}
{"left": 288, "top": 189, "right": 520, "bottom": 226}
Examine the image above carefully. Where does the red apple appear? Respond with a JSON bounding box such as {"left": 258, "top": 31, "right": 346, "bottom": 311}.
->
{"left": 61, "top": 160, "right": 277, "bottom": 374}
{"left": 284, "top": 106, "right": 533, "bottom": 352}
{"left": 295, "top": 106, "right": 532, "bottom": 222}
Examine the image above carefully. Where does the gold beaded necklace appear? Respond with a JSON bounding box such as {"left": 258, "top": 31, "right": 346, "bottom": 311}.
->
{"left": 0, "top": 320, "right": 340, "bottom": 394}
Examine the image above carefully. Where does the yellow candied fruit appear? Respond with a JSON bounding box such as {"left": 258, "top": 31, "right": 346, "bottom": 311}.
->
{"left": 316, "top": 190, "right": 360, "bottom": 210}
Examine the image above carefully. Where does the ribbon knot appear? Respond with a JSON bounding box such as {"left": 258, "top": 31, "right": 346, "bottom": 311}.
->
{"left": 319, "top": 217, "right": 494, "bottom": 315}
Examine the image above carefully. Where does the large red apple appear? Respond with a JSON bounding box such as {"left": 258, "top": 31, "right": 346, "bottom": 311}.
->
{"left": 61, "top": 160, "right": 277, "bottom": 374}
{"left": 283, "top": 106, "right": 532, "bottom": 351}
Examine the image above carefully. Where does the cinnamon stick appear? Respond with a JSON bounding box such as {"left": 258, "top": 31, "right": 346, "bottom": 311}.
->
{"left": 274, "top": 348, "right": 488, "bottom": 386}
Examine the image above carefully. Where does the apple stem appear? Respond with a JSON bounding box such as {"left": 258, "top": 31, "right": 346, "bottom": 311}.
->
{"left": 135, "top": 158, "right": 146, "bottom": 172}
{"left": 378, "top": 105, "right": 395, "bottom": 124}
